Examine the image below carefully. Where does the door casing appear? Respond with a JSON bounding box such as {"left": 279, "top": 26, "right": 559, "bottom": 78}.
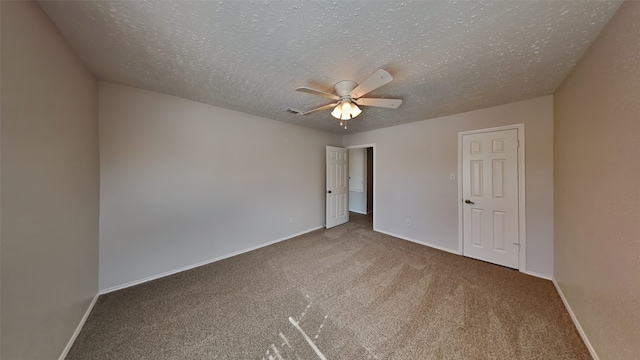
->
{"left": 457, "top": 124, "right": 527, "bottom": 273}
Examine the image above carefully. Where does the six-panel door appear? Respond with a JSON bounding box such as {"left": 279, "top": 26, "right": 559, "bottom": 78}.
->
{"left": 462, "top": 129, "right": 519, "bottom": 269}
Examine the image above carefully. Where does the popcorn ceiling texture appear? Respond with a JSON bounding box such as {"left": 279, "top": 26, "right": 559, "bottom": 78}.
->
{"left": 39, "top": 0, "right": 621, "bottom": 134}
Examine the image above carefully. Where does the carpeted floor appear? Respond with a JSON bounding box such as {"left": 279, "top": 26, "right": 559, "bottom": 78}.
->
{"left": 67, "top": 213, "right": 590, "bottom": 359}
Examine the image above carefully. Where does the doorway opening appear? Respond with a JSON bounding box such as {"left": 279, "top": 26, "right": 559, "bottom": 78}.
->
{"left": 348, "top": 146, "right": 374, "bottom": 229}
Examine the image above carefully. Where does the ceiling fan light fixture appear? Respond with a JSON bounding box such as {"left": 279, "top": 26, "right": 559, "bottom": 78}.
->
{"left": 338, "top": 101, "right": 351, "bottom": 120}
{"left": 293, "top": 69, "right": 401, "bottom": 129}
{"left": 351, "top": 104, "right": 362, "bottom": 118}
{"left": 331, "top": 106, "right": 341, "bottom": 119}
{"left": 331, "top": 100, "right": 361, "bottom": 121}
{"left": 341, "top": 101, "right": 352, "bottom": 115}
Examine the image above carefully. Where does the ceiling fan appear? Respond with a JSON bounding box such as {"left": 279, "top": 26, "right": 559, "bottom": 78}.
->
{"left": 287, "top": 69, "right": 402, "bottom": 129}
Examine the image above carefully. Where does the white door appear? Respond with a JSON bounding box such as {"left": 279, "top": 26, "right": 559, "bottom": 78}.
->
{"left": 462, "top": 129, "right": 519, "bottom": 268}
{"left": 326, "top": 146, "right": 349, "bottom": 228}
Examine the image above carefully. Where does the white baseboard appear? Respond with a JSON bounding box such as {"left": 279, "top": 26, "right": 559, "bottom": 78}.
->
{"left": 58, "top": 294, "right": 99, "bottom": 360}
{"left": 525, "top": 270, "right": 553, "bottom": 281}
{"left": 373, "top": 230, "right": 555, "bottom": 281}
{"left": 99, "top": 226, "right": 323, "bottom": 295}
{"left": 349, "top": 209, "right": 367, "bottom": 215}
{"left": 552, "top": 279, "right": 599, "bottom": 360}
{"left": 373, "top": 228, "right": 459, "bottom": 255}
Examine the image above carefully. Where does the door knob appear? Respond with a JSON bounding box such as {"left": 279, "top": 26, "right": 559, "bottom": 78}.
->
{"left": 327, "top": 190, "right": 332, "bottom": 194}
{"left": 464, "top": 199, "right": 474, "bottom": 204}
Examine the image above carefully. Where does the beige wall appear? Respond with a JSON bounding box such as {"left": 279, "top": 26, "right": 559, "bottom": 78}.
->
{"left": 0, "top": 2, "right": 100, "bottom": 360}
{"left": 99, "top": 82, "right": 341, "bottom": 291}
{"left": 343, "top": 96, "right": 555, "bottom": 277}
{"left": 553, "top": 1, "right": 640, "bottom": 358}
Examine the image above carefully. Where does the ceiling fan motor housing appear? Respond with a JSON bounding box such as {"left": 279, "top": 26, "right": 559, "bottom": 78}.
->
{"left": 334, "top": 80, "right": 358, "bottom": 98}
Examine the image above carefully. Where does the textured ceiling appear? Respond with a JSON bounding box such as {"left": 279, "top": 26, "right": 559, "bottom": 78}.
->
{"left": 39, "top": 0, "right": 621, "bottom": 134}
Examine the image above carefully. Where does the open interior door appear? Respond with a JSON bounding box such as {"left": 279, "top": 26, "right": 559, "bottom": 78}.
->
{"left": 326, "top": 146, "right": 349, "bottom": 228}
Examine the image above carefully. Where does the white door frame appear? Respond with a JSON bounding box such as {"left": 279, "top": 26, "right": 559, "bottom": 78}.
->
{"left": 346, "top": 144, "right": 376, "bottom": 230}
{"left": 457, "top": 124, "right": 527, "bottom": 273}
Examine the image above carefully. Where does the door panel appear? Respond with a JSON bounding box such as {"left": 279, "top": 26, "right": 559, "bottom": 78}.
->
{"left": 462, "top": 129, "right": 519, "bottom": 268}
{"left": 326, "top": 146, "right": 348, "bottom": 228}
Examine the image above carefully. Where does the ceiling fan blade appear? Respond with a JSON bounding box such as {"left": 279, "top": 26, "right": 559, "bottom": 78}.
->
{"left": 297, "top": 103, "right": 338, "bottom": 115}
{"left": 350, "top": 69, "right": 393, "bottom": 98}
{"left": 296, "top": 87, "right": 340, "bottom": 101}
{"left": 354, "top": 98, "right": 403, "bottom": 109}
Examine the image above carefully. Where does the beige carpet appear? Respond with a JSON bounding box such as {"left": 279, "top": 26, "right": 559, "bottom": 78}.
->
{"left": 67, "top": 213, "right": 590, "bottom": 359}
